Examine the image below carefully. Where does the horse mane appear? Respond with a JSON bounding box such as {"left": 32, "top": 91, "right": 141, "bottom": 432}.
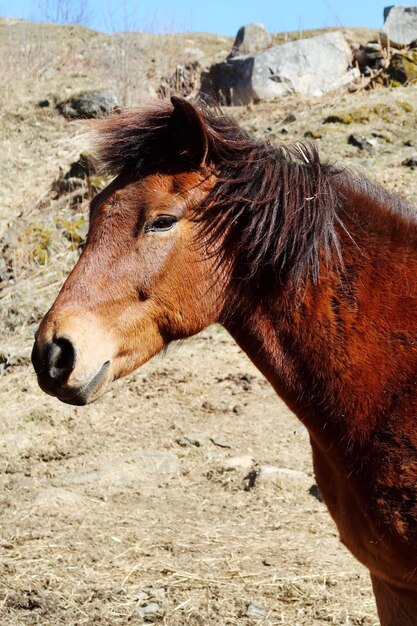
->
{"left": 95, "top": 100, "right": 417, "bottom": 287}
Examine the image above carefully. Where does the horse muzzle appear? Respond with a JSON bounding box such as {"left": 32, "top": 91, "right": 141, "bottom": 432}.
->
{"left": 31, "top": 335, "right": 112, "bottom": 405}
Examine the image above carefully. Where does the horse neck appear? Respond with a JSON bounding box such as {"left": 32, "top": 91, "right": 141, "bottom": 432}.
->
{"left": 224, "top": 207, "right": 417, "bottom": 454}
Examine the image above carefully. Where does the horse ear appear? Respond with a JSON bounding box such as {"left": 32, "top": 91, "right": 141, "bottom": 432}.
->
{"left": 170, "top": 96, "right": 209, "bottom": 167}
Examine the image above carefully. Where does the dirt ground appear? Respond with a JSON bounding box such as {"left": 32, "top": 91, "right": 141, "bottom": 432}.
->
{"left": 0, "top": 327, "right": 378, "bottom": 626}
{"left": 1, "top": 19, "right": 417, "bottom": 626}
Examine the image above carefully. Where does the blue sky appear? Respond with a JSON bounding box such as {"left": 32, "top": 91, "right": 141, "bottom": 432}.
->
{"left": 1, "top": 0, "right": 393, "bottom": 35}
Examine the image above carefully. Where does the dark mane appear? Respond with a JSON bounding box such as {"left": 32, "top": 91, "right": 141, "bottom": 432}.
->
{"left": 95, "top": 100, "right": 416, "bottom": 287}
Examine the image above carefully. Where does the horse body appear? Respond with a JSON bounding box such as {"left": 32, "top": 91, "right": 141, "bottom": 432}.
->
{"left": 32, "top": 97, "right": 417, "bottom": 624}
{"left": 231, "top": 245, "right": 417, "bottom": 622}
{"left": 225, "top": 219, "right": 417, "bottom": 615}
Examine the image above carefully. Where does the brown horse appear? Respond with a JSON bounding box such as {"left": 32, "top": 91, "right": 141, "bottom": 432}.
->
{"left": 32, "top": 97, "right": 417, "bottom": 625}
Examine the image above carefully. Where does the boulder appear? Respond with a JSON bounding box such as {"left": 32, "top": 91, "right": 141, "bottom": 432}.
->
{"left": 228, "top": 23, "right": 272, "bottom": 58}
{"left": 387, "top": 49, "right": 417, "bottom": 83}
{"left": 57, "top": 90, "right": 118, "bottom": 119}
{"left": 383, "top": 6, "right": 417, "bottom": 47}
{"left": 201, "top": 32, "right": 357, "bottom": 105}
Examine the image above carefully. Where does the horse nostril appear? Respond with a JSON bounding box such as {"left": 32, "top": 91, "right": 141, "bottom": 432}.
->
{"left": 46, "top": 337, "right": 76, "bottom": 382}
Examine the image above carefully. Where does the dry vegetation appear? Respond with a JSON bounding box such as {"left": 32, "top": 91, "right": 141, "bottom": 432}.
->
{"left": 1, "top": 17, "right": 417, "bottom": 626}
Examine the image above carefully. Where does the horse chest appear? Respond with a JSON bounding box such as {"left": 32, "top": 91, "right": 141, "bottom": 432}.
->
{"left": 311, "top": 439, "right": 417, "bottom": 588}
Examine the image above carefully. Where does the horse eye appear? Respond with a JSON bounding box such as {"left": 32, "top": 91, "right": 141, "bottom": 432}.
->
{"left": 144, "top": 215, "right": 177, "bottom": 233}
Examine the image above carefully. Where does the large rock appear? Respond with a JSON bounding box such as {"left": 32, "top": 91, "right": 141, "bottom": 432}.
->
{"left": 228, "top": 23, "right": 272, "bottom": 58}
{"left": 57, "top": 90, "right": 118, "bottom": 119}
{"left": 384, "top": 6, "right": 417, "bottom": 47}
{"left": 201, "top": 31, "right": 356, "bottom": 105}
{"left": 387, "top": 49, "right": 417, "bottom": 83}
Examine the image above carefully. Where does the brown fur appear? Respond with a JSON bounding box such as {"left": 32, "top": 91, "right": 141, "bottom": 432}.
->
{"left": 33, "top": 97, "right": 417, "bottom": 625}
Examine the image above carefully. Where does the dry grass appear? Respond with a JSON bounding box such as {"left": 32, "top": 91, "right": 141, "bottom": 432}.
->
{"left": 0, "top": 341, "right": 377, "bottom": 625}
{"left": 0, "top": 22, "right": 59, "bottom": 109}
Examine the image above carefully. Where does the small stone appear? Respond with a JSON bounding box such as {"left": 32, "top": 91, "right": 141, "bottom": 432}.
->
{"left": 222, "top": 455, "right": 253, "bottom": 470}
{"left": 257, "top": 465, "right": 308, "bottom": 485}
{"left": 295, "top": 424, "right": 309, "bottom": 440}
{"left": 241, "top": 373, "right": 254, "bottom": 384}
{"left": 245, "top": 602, "right": 267, "bottom": 619}
{"left": 210, "top": 436, "right": 232, "bottom": 449}
{"left": 402, "top": 156, "right": 417, "bottom": 169}
{"left": 148, "top": 587, "right": 165, "bottom": 600}
{"left": 283, "top": 112, "right": 296, "bottom": 123}
{"left": 348, "top": 134, "right": 374, "bottom": 152}
{"left": 133, "top": 591, "right": 150, "bottom": 602}
{"left": 135, "top": 602, "right": 161, "bottom": 621}
{"left": 37, "top": 99, "right": 50, "bottom": 108}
